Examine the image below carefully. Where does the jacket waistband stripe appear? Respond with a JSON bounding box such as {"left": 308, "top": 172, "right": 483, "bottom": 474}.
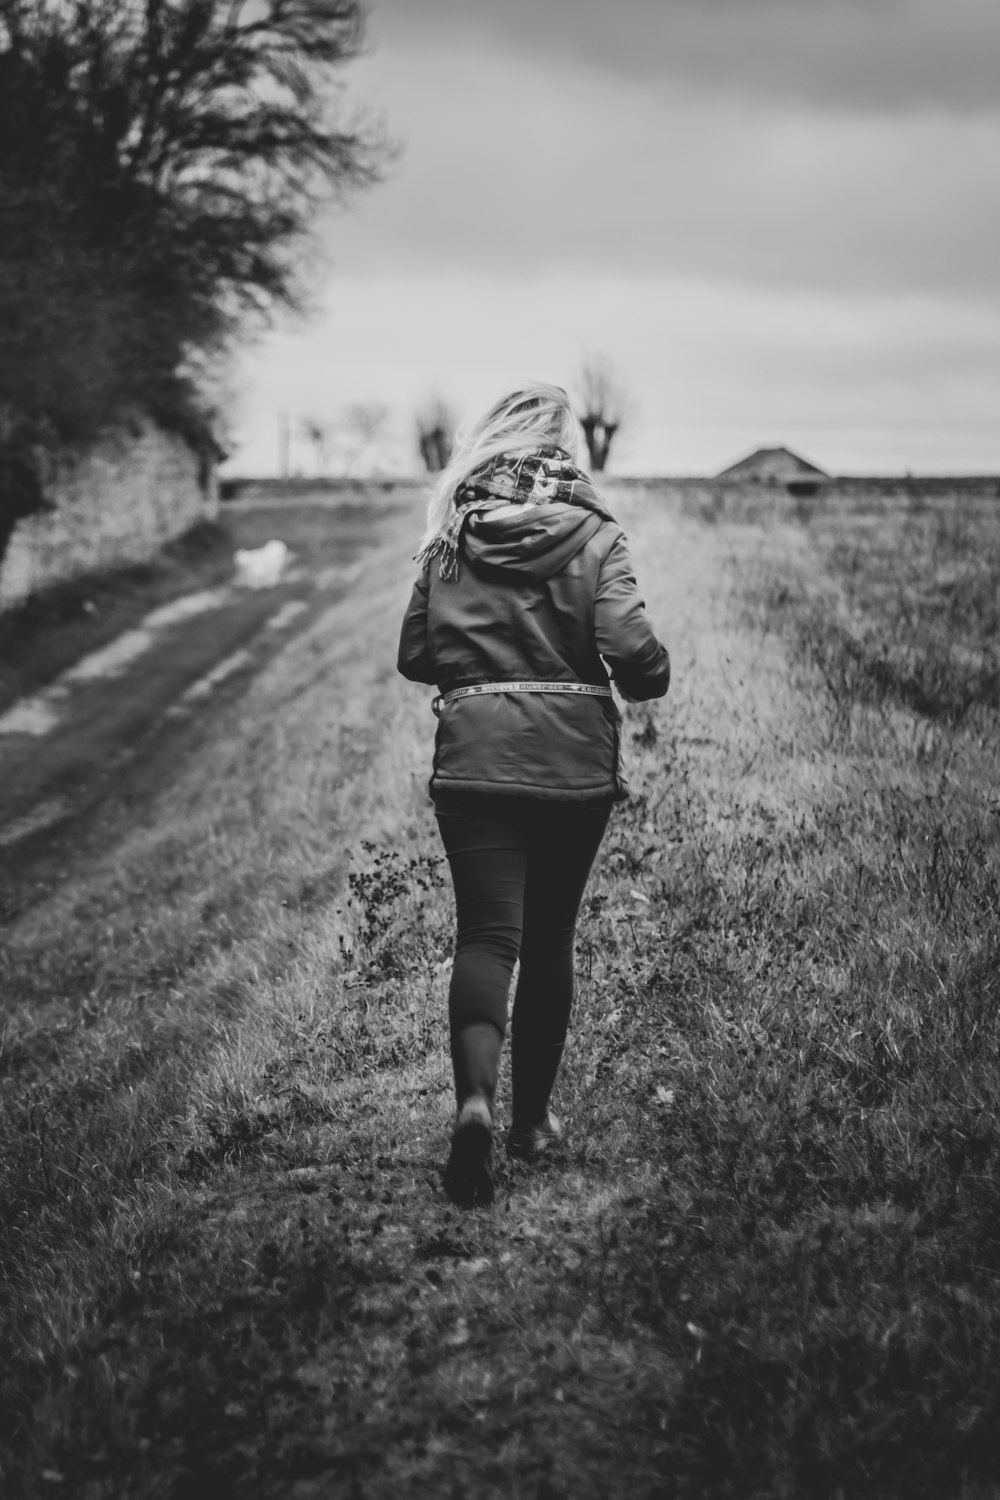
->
{"left": 441, "top": 680, "right": 612, "bottom": 705}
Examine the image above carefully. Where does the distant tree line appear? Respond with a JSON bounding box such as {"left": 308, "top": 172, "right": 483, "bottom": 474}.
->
{"left": 0, "top": 0, "right": 387, "bottom": 560}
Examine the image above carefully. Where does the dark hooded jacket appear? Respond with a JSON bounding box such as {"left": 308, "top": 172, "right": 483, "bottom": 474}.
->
{"left": 397, "top": 499, "right": 670, "bottom": 801}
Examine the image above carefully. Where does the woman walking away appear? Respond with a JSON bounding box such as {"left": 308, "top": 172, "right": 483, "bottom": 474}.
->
{"left": 397, "top": 383, "right": 670, "bottom": 1208}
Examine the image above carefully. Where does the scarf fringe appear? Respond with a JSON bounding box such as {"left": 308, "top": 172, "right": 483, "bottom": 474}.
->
{"left": 414, "top": 530, "right": 459, "bottom": 581}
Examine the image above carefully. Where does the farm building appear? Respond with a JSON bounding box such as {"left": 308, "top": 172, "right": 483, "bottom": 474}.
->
{"left": 717, "top": 446, "right": 828, "bottom": 489}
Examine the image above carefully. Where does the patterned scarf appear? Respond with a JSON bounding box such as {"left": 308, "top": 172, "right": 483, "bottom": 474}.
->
{"left": 416, "top": 447, "right": 613, "bottom": 581}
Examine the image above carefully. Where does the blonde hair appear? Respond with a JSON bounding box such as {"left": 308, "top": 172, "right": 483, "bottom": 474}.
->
{"left": 420, "top": 382, "right": 585, "bottom": 552}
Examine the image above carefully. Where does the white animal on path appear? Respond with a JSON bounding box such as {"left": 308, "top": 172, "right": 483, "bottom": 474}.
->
{"left": 234, "top": 540, "right": 289, "bottom": 589}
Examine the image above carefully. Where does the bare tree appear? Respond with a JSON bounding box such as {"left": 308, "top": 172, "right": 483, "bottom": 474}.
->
{"left": 416, "top": 398, "right": 455, "bottom": 474}
{"left": 301, "top": 417, "right": 334, "bottom": 476}
{"left": 576, "top": 357, "right": 630, "bottom": 473}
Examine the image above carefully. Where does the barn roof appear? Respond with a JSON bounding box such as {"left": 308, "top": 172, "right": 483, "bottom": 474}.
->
{"left": 716, "top": 445, "right": 828, "bottom": 480}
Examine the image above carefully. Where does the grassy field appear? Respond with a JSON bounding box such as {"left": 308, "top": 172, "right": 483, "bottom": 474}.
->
{"left": 1, "top": 481, "right": 998, "bottom": 1497}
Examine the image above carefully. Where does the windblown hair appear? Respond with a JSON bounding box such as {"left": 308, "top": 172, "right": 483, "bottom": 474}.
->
{"left": 419, "top": 383, "right": 585, "bottom": 552}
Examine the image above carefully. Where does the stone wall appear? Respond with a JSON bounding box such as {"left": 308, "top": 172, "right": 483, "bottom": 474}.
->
{"left": 0, "top": 421, "right": 218, "bottom": 608}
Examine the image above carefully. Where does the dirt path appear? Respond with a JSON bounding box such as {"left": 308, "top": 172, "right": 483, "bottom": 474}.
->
{"left": 0, "top": 493, "right": 414, "bottom": 922}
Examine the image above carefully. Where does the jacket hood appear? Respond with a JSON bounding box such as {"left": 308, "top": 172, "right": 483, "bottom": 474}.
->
{"left": 462, "top": 502, "right": 605, "bottom": 583}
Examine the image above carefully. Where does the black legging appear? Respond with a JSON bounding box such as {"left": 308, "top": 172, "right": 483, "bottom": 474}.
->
{"left": 434, "top": 792, "right": 613, "bottom": 1123}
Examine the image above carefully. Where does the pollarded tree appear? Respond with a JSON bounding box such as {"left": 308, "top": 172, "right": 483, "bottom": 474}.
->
{"left": 416, "top": 398, "right": 455, "bottom": 475}
{"left": 576, "top": 356, "right": 630, "bottom": 473}
{"left": 0, "top": 0, "right": 389, "bottom": 558}
{"left": 302, "top": 417, "right": 334, "bottom": 475}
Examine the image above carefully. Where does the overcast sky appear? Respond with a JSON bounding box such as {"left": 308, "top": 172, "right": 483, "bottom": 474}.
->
{"left": 229, "top": 0, "right": 1000, "bottom": 476}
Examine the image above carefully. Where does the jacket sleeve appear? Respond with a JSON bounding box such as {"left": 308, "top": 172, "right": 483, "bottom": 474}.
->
{"left": 397, "top": 567, "right": 437, "bottom": 684}
{"left": 594, "top": 531, "right": 670, "bottom": 701}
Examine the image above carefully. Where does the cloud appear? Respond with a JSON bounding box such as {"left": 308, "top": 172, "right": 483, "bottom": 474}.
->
{"left": 370, "top": 0, "right": 1000, "bottom": 116}
{"left": 331, "top": 41, "right": 1000, "bottom": 302}
{"left": 228, "top": 2, "right": 1000, "bottom": 482}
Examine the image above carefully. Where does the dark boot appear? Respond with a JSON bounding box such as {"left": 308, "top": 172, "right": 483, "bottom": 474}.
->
{"left": 506, "top": 1109, "right": 563, "bottom": 1163}
{"left": 510, "top": 1033, "right": 565, "bottom": 1135}
{"left": 444, "top": 1098, "right": 495, "bottom": 1207}
{"left": 444, "top": 1022, "right": 503, "bottom": 1208}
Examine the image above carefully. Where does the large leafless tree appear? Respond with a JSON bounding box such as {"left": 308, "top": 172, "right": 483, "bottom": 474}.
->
{"left": 0, "top": 0, "right": 389, "bottom": 558}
